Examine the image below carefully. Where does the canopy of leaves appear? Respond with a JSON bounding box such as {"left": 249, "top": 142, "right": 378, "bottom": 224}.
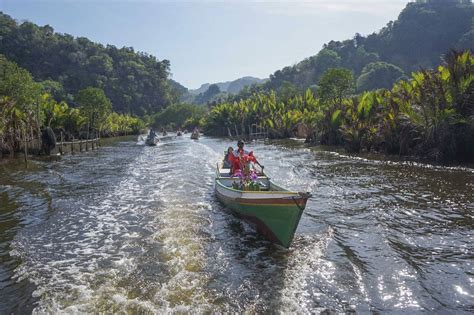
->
{"left": 203, "top": 50, "right": 474, "bottom": 164}
{"left": 356, "top": 62, "right": 406, "bottom": 92}
{"left": 229, "top": 0, "right": 473, "bottom": 100}
{"left": 152, "top": 103, "right": 206, "bottom": 129}
{"left": 75, "top": 87, "right": 112, "bottom": 132}
{"left": 0, "top": 12, "right": 179, "bottom": 115}
{"left": 0, "top": 54, "right": 41, "bottom": 110}
{"left": 0, "top": 56, "right": 145, "bottom": 154}
{"left": 317, "top": 68, "right": 355, "bottom": 105}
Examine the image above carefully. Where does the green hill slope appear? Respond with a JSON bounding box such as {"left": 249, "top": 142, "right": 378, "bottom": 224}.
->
{"left": 255, "top": 0, "right": 473, "bottom": 95}
{"left": 0, "top": 12, "right": 179, "bottom": 115}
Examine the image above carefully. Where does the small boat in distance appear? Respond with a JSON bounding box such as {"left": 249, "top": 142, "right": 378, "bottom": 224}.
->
{"left": 190, "top": 132, "right": 199, "bottom": 140}
{"left": 177, "top": 128, "right": 183, "bottom": 136}
{"left": 191, "top": 128, "right": 199, "bottom": 140}
{"left": 215, "top": 164, "right": 311, "bottom": 248}
{"left": 145, "top": 134, "right": 158, "bottom": 146}
{"left": 145, "top": 129, "right": 158, "bottom": 146}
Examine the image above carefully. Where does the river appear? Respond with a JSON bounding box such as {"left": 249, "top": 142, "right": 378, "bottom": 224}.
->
{"left": 0, "top": 136, "right": 473, "bottom": 313}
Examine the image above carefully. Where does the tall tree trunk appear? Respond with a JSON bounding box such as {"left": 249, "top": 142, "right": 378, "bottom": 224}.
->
{"left": 23, "top": 128, "right": 28, "bottom": 167}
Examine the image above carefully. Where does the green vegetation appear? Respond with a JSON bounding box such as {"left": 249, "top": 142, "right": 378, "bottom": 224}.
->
{"left": 1, "top": 0, "right": 472, "bottom": 165}
{"left": 356, "top": 62, "right": 406, "bottom": 92}
{"left": 76, "top": 87, "right": 112, "bottom": 136}
{"left": 0, "top": 12, "right": 178, "bottom": 115}
{"left": 229, "top": 0, "right": 473, "bottom": 101}
{"left": 184, "top": 77, "right": 267, "bottom": 105}
{"left": 152, "top": 103, "right": 206, "bottom": 130}
{"left": 203, "top": 51, "right": 474, "bottom": 163}
{"left": 0, "top": 55, "right": 145, "bottom": 155}
{"left": 194, "top": 84, "right": 224, "bottom": 105}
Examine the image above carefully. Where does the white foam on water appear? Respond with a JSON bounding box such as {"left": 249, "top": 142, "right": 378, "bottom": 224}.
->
{"left": 8, "top": 136, "right": 469, "bottom": 313}
{"left": 12, "top": 137, "right": 225, "bottom": 313}
{"left": 275, "top": 229, "right": 336, "bottom": 313}
{"left": 141, "top": 140, "right": 220, "bottom": 312}
{"left": 322, "top": 150, "right": 474, "bottom": 173}
{"left": 11, "top": 147, "right": 167, "bottom": 313}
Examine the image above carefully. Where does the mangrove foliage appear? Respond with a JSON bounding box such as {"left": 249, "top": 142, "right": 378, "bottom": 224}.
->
{"left": 0, "top": 55, "right": 145, "bottom": 155}
{"left": 202, "top": 50, "right": 474, "bottom": 163}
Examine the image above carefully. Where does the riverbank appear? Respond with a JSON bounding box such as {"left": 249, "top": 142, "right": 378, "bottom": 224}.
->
{"left": 0, "top": 134, "right": 141, "bottom": 160}
{"left": 212, "top": 135, "right": 474, "bottom": 169}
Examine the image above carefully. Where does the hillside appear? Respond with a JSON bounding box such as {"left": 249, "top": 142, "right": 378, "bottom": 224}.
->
{"left": 239, "top": 0, "right": 473, "bottom": 97}
{"left": 190, "top": 76, "right": 267, "bottom": 95}
{"left": 0, "top": 12, "right": 179, "bottom": 115}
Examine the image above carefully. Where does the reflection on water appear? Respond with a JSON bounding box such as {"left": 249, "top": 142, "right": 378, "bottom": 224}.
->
{"left": 0, "top": 136, "right": 473, "bottom": 313}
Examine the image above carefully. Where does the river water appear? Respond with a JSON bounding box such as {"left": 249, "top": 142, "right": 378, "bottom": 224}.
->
{"left": 0, "top": 136, "right": 472, "bottom": 313}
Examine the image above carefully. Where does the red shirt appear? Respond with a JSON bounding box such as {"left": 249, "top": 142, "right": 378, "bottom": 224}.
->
{"left": 228, "top": 149, "right": 257, "bottom": 174}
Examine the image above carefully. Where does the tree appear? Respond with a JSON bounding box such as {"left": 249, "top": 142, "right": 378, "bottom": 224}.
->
{"left": 75, "top": 87, "right": 112, "bottom": 136}
{"left": 0, "top": 55, "right": 41, "bottom": 109}
{"left": 312, "top": 49, "right": 342, "bottom": 81}
{"left": 0, "top": 13, "right": 175, "bottom": 115}
{"left": 229, "top": 0, "right": 472, "bottom": 100}
{"left": 317, "top": 68, "right": 355, "bottom": 105}
{"left": 40, "top": 80, "right": 67, "bottom": 102}
{"left": 356, "top": 62, "right": 406, "bottom": 92}
{"left": 152, "top": 103, "right": 206, "bottom": 129}
{"left": 195, "top": 84, "right": 222, "bottom": 104}
{"left": 0, "top": 55, "right": 42, "bottom": 153}
{"left": 278, "top": 81, "right": 298, "bottom": 102}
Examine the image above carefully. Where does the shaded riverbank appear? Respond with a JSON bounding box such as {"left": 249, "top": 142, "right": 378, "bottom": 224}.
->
{"left": 1, "top": 136, "right": 473, "bottom": 313}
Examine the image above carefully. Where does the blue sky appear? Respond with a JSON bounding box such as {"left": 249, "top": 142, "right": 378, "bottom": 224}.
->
{"left": 1, "top": 0, "right": 409, "bottom": 89}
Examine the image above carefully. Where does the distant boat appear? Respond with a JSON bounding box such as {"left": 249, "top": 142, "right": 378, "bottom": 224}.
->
{"left": 145, "top": 133, "right": 158, "bottom": 146}
{"left": 177, "top": 131, "right": 182, "bottom": 136}
{"left": 215, "top": 164, "right": 311, "bottom": 248}
{"left": 190, "top": 131, "right": 199, "bottom": 140}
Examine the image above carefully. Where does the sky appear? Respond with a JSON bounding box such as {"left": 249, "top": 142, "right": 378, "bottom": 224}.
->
{"left": 1, "top": 0, "right": 409, "bottom": 89}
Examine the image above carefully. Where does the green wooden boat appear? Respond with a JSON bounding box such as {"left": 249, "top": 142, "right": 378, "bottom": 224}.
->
{"left": 215, "top": 165, "right": 311, "bottom": 248}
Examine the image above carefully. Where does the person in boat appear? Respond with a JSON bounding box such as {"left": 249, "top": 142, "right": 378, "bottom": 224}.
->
{"left": 149, "top": 128, "right": 156, "bottom": 138}
{"left": 223, "top": 147, "right": 234, "bottom": 169}
{"left": 229, "top": 140, "right": 264, "bottom": 175}
{"left": 234, "top": 139, "right": 248, "bottom": 156}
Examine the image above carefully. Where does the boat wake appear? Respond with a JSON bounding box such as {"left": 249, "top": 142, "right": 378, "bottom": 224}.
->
{"left": 4, "top": 136, "right": 472, "bottom": 313}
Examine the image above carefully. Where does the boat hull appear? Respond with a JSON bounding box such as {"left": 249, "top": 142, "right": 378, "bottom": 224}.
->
{"left": 145, "top": 138, "right": 158, "bottom": 146}
{"left": 215, "top": 179, "right": 308, "bottom": 248}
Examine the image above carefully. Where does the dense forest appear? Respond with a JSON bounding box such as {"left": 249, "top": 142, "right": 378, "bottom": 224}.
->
{"left": 1, "top": 0, "right": 473, "bottom": 164}
{"left": 0, "top": 12, "right": 178, "bottom": 115}
{"left": 196, "top": 0, "right": 474, "bottom": 163}
{"left": 202, "top": 50, "right": 474, "bottom": 163}
{"left": 0, "top": 54, "right": 145, "bottom": 155}
{"left": 227, "top": 0, "right": 473, "bottom": 102}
